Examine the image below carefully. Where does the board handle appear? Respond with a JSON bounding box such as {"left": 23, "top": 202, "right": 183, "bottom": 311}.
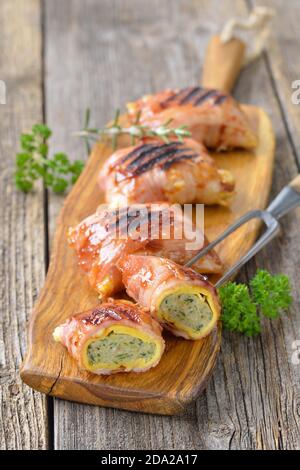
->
{"left": 201, "top": 35, "right": 245, "bottom": 93}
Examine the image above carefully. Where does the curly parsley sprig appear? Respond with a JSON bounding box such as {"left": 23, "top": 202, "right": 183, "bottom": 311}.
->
{"left": 74, "top": 108, "right": 191, "bottom": 150}
{"left": 15, "top": 124, "right": 84, "bottom": 193}
{"left": 219, "top": 270, "right": 292, "bottom": 336}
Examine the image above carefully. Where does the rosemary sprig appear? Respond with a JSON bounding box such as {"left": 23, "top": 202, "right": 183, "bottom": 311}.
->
{"left": 74, "top": 109, "right": 191, "bottom": 150}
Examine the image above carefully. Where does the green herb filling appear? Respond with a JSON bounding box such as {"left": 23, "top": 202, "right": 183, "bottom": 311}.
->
{"left": 87, "top": 332, "right": 156, "bottom": 366}
{"left": 159, "top": 293, "right": 212, "bottom": 332}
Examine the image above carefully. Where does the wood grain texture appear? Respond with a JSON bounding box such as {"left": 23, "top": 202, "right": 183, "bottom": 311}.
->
{"left": 250, "top": 0, "right": 300, "bottom": 165}
{"left": 0, "top": 0, "right": 49, "bottom": 449}
{"left": 41, "top": 0, "right": 300, "bottom": 450}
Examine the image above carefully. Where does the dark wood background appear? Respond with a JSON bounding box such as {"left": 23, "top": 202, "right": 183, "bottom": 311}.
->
{"left": 1, "top": 0, "right": 300, "bottom": 450}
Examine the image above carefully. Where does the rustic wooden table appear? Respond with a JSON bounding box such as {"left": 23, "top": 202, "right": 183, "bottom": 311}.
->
{"left": 1, "top": 0, "right": 300, "bottom": 450}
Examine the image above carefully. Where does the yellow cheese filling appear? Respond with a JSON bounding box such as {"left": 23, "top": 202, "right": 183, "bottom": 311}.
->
{"left": 157, "top": 285, "right": 218, "bottom": 340}
{"left": 83, "top": 325, "right": 162, "bottom": 371}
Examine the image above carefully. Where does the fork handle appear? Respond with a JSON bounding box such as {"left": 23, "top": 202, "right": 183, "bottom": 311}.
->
{"left": 267, "top": 174, "right": 300, "bottom": 220}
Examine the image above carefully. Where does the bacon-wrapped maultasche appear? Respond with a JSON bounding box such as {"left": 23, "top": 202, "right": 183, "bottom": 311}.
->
{"left": 68, "top": 203, "right": 223, "bottom": 298}
{"left": 118, "top": 254, "right": 221, "bottom": 340}
{"left": 127, "top": 86, "right": 257, "bottom": 150}
{"left": 53, "top": 299, "right": 165, "bottom": 375}
{"left": 98, "top": 138, "right": 235, "bottom": 206}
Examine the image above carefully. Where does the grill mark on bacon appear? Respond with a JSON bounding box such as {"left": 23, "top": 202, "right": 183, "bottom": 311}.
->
{"left": 162, "top": 88, "right": 190, "bottom": 106}
{"left": 194, "top": 89, "right": 219, "bottom": 105}
{"left": 162, "top": 153, "right": 198, "bottom": 169}
{"left": 114, "top": 144, "right": 179, "bottom": 181}
{"left": 179, "top": 86, "right": 203, "bottom": 104}
{"left": 118, "top": 143, "right": 158, "bottom": 165}
{"left": 114, "top": 143, "right": 198, "bottom": 178}
{"left": 125, "top": 142, "right": 181, "bottom": 171}
{"left": 213, "top": 94, "right": 227, "bottom": 105}
{"left": 160, "top": 86, "right": 228, "bottom": 108}
{"left": 126, "top": 210, "right": 176, "bottom": 238}
{"left": 127, "top": 146, "right": 192, "bottom": 176}
{"left": 83, "top": 303, "right": 141, "bottom": 325}
{"left": 105, "top": 207, "right": 176, "bottom": 238}
{"left": 118, "top": 211, "right": 152, "bottom": 236}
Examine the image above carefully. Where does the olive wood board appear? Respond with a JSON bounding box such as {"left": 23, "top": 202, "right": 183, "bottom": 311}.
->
{"left": 20, "top": 105, "right": 275, "bottom": 415}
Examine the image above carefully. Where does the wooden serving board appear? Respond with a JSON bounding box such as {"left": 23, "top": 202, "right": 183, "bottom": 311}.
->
{"left": 20, "top": 104, "right": 275, "bottom": 415}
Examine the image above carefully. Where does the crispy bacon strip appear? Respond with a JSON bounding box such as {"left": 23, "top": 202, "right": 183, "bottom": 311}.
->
{"left": 68, "top": 203, "right": 223, "bottom": 298}
{"left": 127, "top": 86, "right": 257, "bottom": 150}
{"left": 98, "top": 138, "right": 235, "bottom": 206}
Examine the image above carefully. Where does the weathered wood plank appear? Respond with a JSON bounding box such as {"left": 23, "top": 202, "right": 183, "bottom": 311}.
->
{"left": 197, "top": 1, "right": 300, "bottom": 449}
{"left": 0, "top": 0, "right": 49, "bottom": 449}
{"left": 44, "top": 0, "right": 300, "bottom": 449}
{"left": 249, "top": 0, "right": 300, "bottom": 165}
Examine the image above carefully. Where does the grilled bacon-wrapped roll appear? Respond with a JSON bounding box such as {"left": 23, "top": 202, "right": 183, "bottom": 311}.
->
{"left": 53, "top": 299, "right": 165, "bottom": 375}
{"left": 127, "top": 87, "right": 257, "bottom": 150}
{"left": 68, "top": 203, "right": 222, "bottom": 298}
{"left": 98, "top": 138, "right": 235, "bottom": 206}
{"left": 118, "top": 255, "right": 221, "bottom": 340}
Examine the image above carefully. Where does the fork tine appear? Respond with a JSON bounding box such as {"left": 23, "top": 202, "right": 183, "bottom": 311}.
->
{"left": 185, "top": 209, "right": 263, "bottom": 268}
{"left": 215, "top": 221, "right": 280, "bottom": 287}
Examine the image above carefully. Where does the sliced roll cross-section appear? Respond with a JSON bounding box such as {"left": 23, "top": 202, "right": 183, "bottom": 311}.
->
{"left": 98, "top": 137, "right": 235, "bottom": 206}
{"left": 127, "top": 86, "right": 258, "bottom": 150}
{"left": 118, "top": 255, "right": 221, "bottom": 340}
{"left": 68, "top": 203, "right": 223, "bottom": 298}
{"left": 53, "top": 299, "right": 165, "bottom": 375}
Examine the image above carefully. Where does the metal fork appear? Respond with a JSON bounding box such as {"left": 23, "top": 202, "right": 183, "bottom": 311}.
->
{"left": 185, "top": 175, "right": 300, "bottom": 287}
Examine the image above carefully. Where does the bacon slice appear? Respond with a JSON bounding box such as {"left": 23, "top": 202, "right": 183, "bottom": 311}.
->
{"left": 53, "top": 299, "right": 165, "bottom": 375}
{"left": 98, "top": 138, "right": 235, "bottom": 206}
{"left": 68, "top": 203, "right": 223, "bottom": 298}
{"left": 127, "top": 87, "right": 257, "bottom": 150}
{"left": 118, "top": 254, "right": 221, "bottom": 340}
